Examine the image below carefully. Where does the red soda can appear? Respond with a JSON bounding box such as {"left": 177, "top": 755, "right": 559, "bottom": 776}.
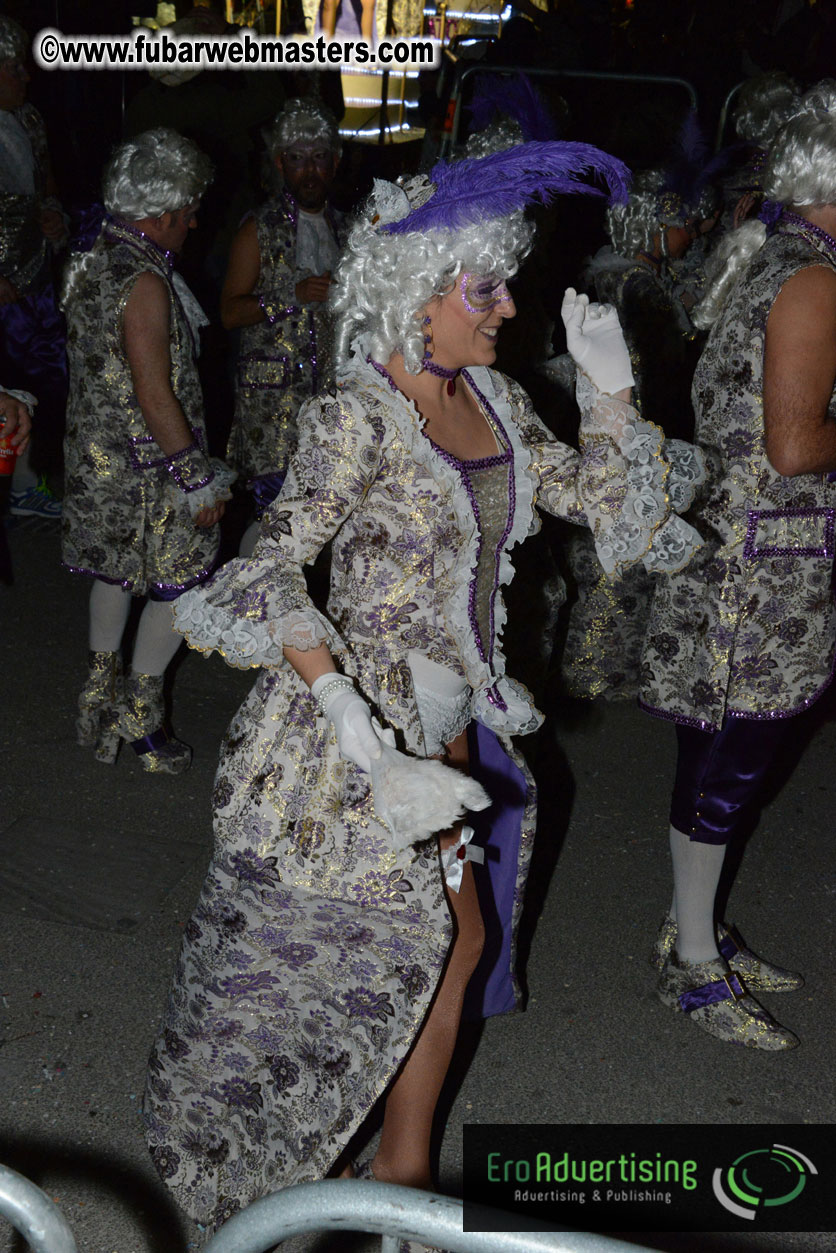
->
{"left": 0, "top": 425, "right": 18, "bottom": 476}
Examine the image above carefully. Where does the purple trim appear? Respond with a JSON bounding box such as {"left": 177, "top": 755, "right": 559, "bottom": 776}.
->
{"left": 254, "top": 303, "right": 303, "bottom": 322}
{"left": 308, "top": 310, "right": 319, "bottom": 394}
{"left": 131, "top": 727, "right": 170, "bottom": 755}
{"left": 62, "top": 560, "right": 217, "bottom": 597}
{"left": 781, "top": 209, "right": 836, "bottom": 259}
{"left": 742, "top": 506, "right": 835, "bottom": 561}
{"left": 638, "top": 697, "right": 718, "bottom": 733}
{"left": 258, "top": 294, "right": 278, "bottom": 326}
{"left": 61, "top": 563, "right": 135, "bottom": 591}
{"left": 128, "top": 429, "right": 206, "bottom": 472}
{"left": 463, "top": 372, "right": 517, "bottom": 677}
{"left": 104, "top": 217, "right": 176, "bottom": 274}
{"left": 678, "top": 971, "right": 745, "bottom": 1013}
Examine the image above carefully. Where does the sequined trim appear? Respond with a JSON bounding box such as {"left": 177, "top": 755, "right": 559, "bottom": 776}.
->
{"left": 742, "top": 506, "right": 835, "bottom": 561}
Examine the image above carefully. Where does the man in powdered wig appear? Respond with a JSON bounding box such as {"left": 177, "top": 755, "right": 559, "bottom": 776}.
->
{"left": 221, "top": 97, "right": 344, "bottom": 556}
{"left": 62, "top": 128, "right": 234, "bottom": 775}
{"left": 643, "top": 84, "right": 836, "bottom": 1051}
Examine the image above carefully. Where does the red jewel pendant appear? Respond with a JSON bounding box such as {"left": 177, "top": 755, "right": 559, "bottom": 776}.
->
{"left": 446, "top": 379, "right": 456, "bottom": 397}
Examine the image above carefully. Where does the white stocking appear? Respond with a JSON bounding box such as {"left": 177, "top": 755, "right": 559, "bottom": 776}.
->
{"left": 88, "top": 580, "right": 132, "bottom": 652}
{"left": 668, "top": 825, "right": 725, "bottom": 964}
{"left": 131, "top": 599, "right": 182, "bottom": 677}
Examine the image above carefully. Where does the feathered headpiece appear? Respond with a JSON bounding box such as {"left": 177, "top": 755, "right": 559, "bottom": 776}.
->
{"left": 468, "top": 72, "right": 558, "bottom": 144}
{"left": 658, "top": 110, "right": 734, "bottom": 225}
{"left": 377, "top": 141, "right": 630, "bottom": 236}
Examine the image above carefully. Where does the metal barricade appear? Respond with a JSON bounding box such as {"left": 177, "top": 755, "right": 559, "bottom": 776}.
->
{"left": 0, "top": 1165, "right": 78, "bottom": 1253}
{"left": 201, "top": 1178, "right": 653, "bottom": 1253}
{"left": 438, "top": 63, "right": 700, "bottom": 158}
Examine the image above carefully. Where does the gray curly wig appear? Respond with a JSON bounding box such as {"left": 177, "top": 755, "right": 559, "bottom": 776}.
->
{"left": 0, "top": 16, "right": 27, "bottom": 63}
{"left": 103, "top": 128, "right": 213, "bottom": 220}
{"left": 331, "top": 179, "right": 533, "bottom": 372}
{"left": 605, "top": 169, "right": 666, "bottom": 257}
{"left": 733, "top": 72, "right": 799, "bottom": 148}
{"left": 268, "top": 97, "right": 341, "bottom": 159}
{"left": 693, "top": 94, "right": 836, "bottom": 329}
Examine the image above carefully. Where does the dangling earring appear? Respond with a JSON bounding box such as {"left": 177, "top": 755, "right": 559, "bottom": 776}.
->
{"left": 422, "top": 314, "right": 433, "bottom": 361}
{"left": 420, "top": 312, "right": 460, "bottom": 395}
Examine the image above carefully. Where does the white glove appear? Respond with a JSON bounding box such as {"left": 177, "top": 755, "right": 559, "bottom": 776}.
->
{"left": 561, "top": 287, "right": 635, "bottom": 396}
{"left": 312, "top": 674, "right": 383, "bottom": 774}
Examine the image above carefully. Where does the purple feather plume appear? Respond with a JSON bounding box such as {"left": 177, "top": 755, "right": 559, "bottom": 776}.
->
{"left": 468, "top": 73, "right": 557, "bottom": 143}
{"left": 383, "top": 141, "right": 631, "bottom": 235}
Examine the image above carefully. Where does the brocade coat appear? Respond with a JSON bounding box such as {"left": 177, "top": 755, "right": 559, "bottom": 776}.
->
{"left": 62, "top": 221, "right": 220, "bottom": 596}
{"left": 144, "top": 359, "right": 699, "bottom": 1227}
{"left": 641, "top": 221, "right": 836, "bottom": 730}
{"left": 226, "top": 194, "right": 342, "bottom": 488}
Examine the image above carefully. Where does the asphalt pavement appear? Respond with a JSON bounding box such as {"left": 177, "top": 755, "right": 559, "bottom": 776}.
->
{"left": 2, "top": 515, "right": 834, "bottom": 1253}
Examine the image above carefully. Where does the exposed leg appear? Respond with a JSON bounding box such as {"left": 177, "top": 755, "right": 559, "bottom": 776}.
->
{"left": 373, "top": 729, "right": 483, "bottom": 1189}
{"left": 320, "top": 0, "right": 339, "bottom": 37}
{"left": 360, "top": 0, "right": 376, "bottom": 40}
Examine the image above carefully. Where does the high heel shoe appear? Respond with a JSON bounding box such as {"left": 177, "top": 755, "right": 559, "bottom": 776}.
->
{"left": 76, "top": 650, "right": 123, "bottom": 764}
{"left": 120, "top": 672, "right": 192, "bottom": 774}
{"left": 650, "top": 912, "right": 803, "bottom": 992}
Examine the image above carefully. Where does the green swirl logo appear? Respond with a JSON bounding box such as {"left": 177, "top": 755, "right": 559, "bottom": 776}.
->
{"left": 713, "top": 1144, "right": 817, "bottom": 1220}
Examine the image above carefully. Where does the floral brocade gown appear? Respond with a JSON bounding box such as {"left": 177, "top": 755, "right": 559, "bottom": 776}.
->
{"left": 144, "top": 359, "right": 701, "bottom": 1227}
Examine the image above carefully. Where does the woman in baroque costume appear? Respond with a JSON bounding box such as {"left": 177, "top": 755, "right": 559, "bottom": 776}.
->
{"left": 144, "top": 143, "right": 705, "bottom": 1230}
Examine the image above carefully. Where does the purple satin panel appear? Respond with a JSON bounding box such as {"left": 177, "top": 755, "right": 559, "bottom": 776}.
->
{"left": 670, "top": 716, "right": 801, "bottom": 845}
{"left": 251, "top": 471, "right": 287, "bottom": 518}
{"left": 679, "top": 972, "right": 744, "bottom": 1013}
{"left": 462, "top": 719, "right": 528, "bottom": 1020}
{"left": 131, "top": 728, "right": 169, "bottom": 754}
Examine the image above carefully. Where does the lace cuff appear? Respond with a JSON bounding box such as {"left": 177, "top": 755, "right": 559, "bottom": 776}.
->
{"left": 664, "top": 438, "right": 706, "bottom": 513}
{"left": 576, "top": 372, "right": 704, "bottom": 578}
{"left": 165, "top": 457, "right": 237, "bottom": 519}
{"left": 642, "top": 514, "right": 704, "bottom": 574}
{"left": 412, "top": 681, "right": 472, "bottom": 757}
{"left": 172, "top": 560, "right": 345, "bottom": 669}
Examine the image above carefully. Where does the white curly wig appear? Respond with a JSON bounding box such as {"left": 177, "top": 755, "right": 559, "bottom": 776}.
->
{"left": 103, "top": 128, "right": 213, "bottom": 220}
{"left": 733, "top": 72, "right": 799, "bottom": 147}
{"left": 268, "top": 97, "right": 341, "bottom": 159}
{"left": 605, "top": 168, "right": 666, "bottom": 257}
{"left": 693, "top": 96, "right": 836, "bottom": 329}
{"left": 331, "top": 176, "right": 532, "bottom": 372}
{"left": 0, "top": 16, "right": 27, "bottom": 63}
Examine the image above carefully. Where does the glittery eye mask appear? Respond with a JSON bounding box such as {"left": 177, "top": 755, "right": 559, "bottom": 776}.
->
{"left": 460, "top": 272, "right": 511, "bottom": 313}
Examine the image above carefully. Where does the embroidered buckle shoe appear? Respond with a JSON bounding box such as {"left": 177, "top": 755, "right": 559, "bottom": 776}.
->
{"left": 10, "top": 477, "right": 62, "bottom": 519}
{"left": 650, "top": 913, "right": 803, "bottom": 992}
{"left": 657, "top": 953, "right": 799, "bottom": 1050}
{"left": 121, "top": 672, "right": 192, "bottom": 774}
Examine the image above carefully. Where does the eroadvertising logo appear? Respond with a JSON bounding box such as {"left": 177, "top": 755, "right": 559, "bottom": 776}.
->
{"left": 462, "top": 1125, "right": 833, "bottom": 1233}
{"left": 712, "top": 1143, "right": 817, "bottom": 1220}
